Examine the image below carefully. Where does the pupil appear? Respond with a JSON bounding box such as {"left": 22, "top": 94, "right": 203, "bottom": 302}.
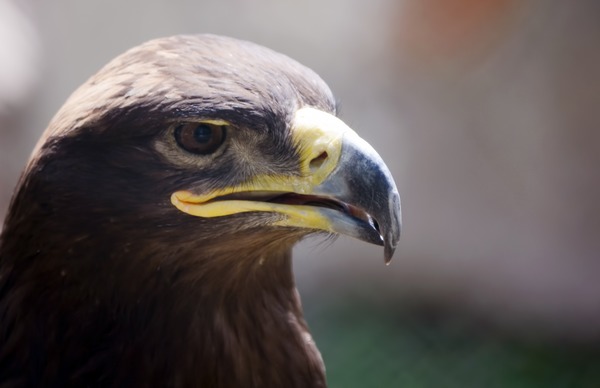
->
{"left": 194, "top": 125, "right": 213, "bottom": 143}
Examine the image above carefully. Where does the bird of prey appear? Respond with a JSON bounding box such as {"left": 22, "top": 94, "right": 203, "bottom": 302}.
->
{"left": 0, "top": 34, "right": 401, "bottom": 387}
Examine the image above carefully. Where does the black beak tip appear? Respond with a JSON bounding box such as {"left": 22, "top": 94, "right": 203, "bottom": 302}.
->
{"left": 383, "top": 194, "right": 401, "bottom": 265}
{"left": 384, "top": 246, "right": 395, "bottom": 265}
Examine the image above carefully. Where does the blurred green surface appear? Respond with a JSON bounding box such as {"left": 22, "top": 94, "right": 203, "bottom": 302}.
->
{"left": 304, "top": 297, "right": 600, "bottom": 388}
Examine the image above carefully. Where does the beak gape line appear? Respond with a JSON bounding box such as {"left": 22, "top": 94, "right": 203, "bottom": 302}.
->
{"left": 171, "top": 107, "right": 401, "bottom": 262}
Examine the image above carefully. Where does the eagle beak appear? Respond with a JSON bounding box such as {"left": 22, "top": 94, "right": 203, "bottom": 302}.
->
{"left": 311, "top": 129, "right": 401, "bottom": 263}
{"left": 171, "top": 107, "right": 402, "bottom": 262}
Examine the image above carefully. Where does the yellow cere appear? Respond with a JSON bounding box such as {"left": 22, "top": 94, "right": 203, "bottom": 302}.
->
{"left": 170, "top": 107, "right": 359, "bottom": 230}
{"left": 291, "top": 107, "right": 356, "bottom": 179}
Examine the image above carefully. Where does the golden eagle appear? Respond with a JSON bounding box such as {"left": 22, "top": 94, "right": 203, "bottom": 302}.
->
{"left": 0, "top": 34, "right": 401, "bottom": 387}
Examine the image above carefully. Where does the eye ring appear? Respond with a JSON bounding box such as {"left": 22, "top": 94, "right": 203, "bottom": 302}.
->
{"left": 174, "top": 122, "right": 227, "bottom": 155}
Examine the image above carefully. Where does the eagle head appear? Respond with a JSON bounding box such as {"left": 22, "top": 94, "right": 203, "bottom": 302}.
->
{"left": 0, "top": 34, "right": 401, "bottom": 388}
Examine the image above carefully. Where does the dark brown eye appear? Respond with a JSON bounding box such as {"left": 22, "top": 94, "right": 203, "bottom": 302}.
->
{"left": 174, "top": 122, "right": 226, "bottom": 155}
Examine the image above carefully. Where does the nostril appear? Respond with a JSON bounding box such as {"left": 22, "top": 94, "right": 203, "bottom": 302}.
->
{"left": 309, "top": 151, "right": 328, "bottom": 172}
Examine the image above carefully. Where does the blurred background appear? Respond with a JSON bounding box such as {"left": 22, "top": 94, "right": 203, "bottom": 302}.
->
{"left": 2, "top": 0, "right": 600, "bottom": 386}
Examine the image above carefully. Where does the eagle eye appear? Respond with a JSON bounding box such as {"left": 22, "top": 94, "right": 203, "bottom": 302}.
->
{"left": 174, "top": 122, "right": 226, "bottom": 155}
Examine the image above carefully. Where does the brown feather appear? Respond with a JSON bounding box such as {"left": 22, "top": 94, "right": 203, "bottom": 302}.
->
{"left": 0, "top": 34, "right": 335, "bottom": 387}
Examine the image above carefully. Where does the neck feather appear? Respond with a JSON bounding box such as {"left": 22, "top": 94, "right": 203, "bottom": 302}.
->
{"left": 0, "top": 216, "right": 326, "bottom": 387}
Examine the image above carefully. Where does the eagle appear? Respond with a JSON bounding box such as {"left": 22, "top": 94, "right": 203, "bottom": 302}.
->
{"left": 0, "top": 34, "right": 401, "bottom": 387}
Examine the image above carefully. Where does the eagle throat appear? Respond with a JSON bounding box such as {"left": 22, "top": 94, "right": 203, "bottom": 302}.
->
{"left": 0, "top": 171, "right": 326, "bottom": 387}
